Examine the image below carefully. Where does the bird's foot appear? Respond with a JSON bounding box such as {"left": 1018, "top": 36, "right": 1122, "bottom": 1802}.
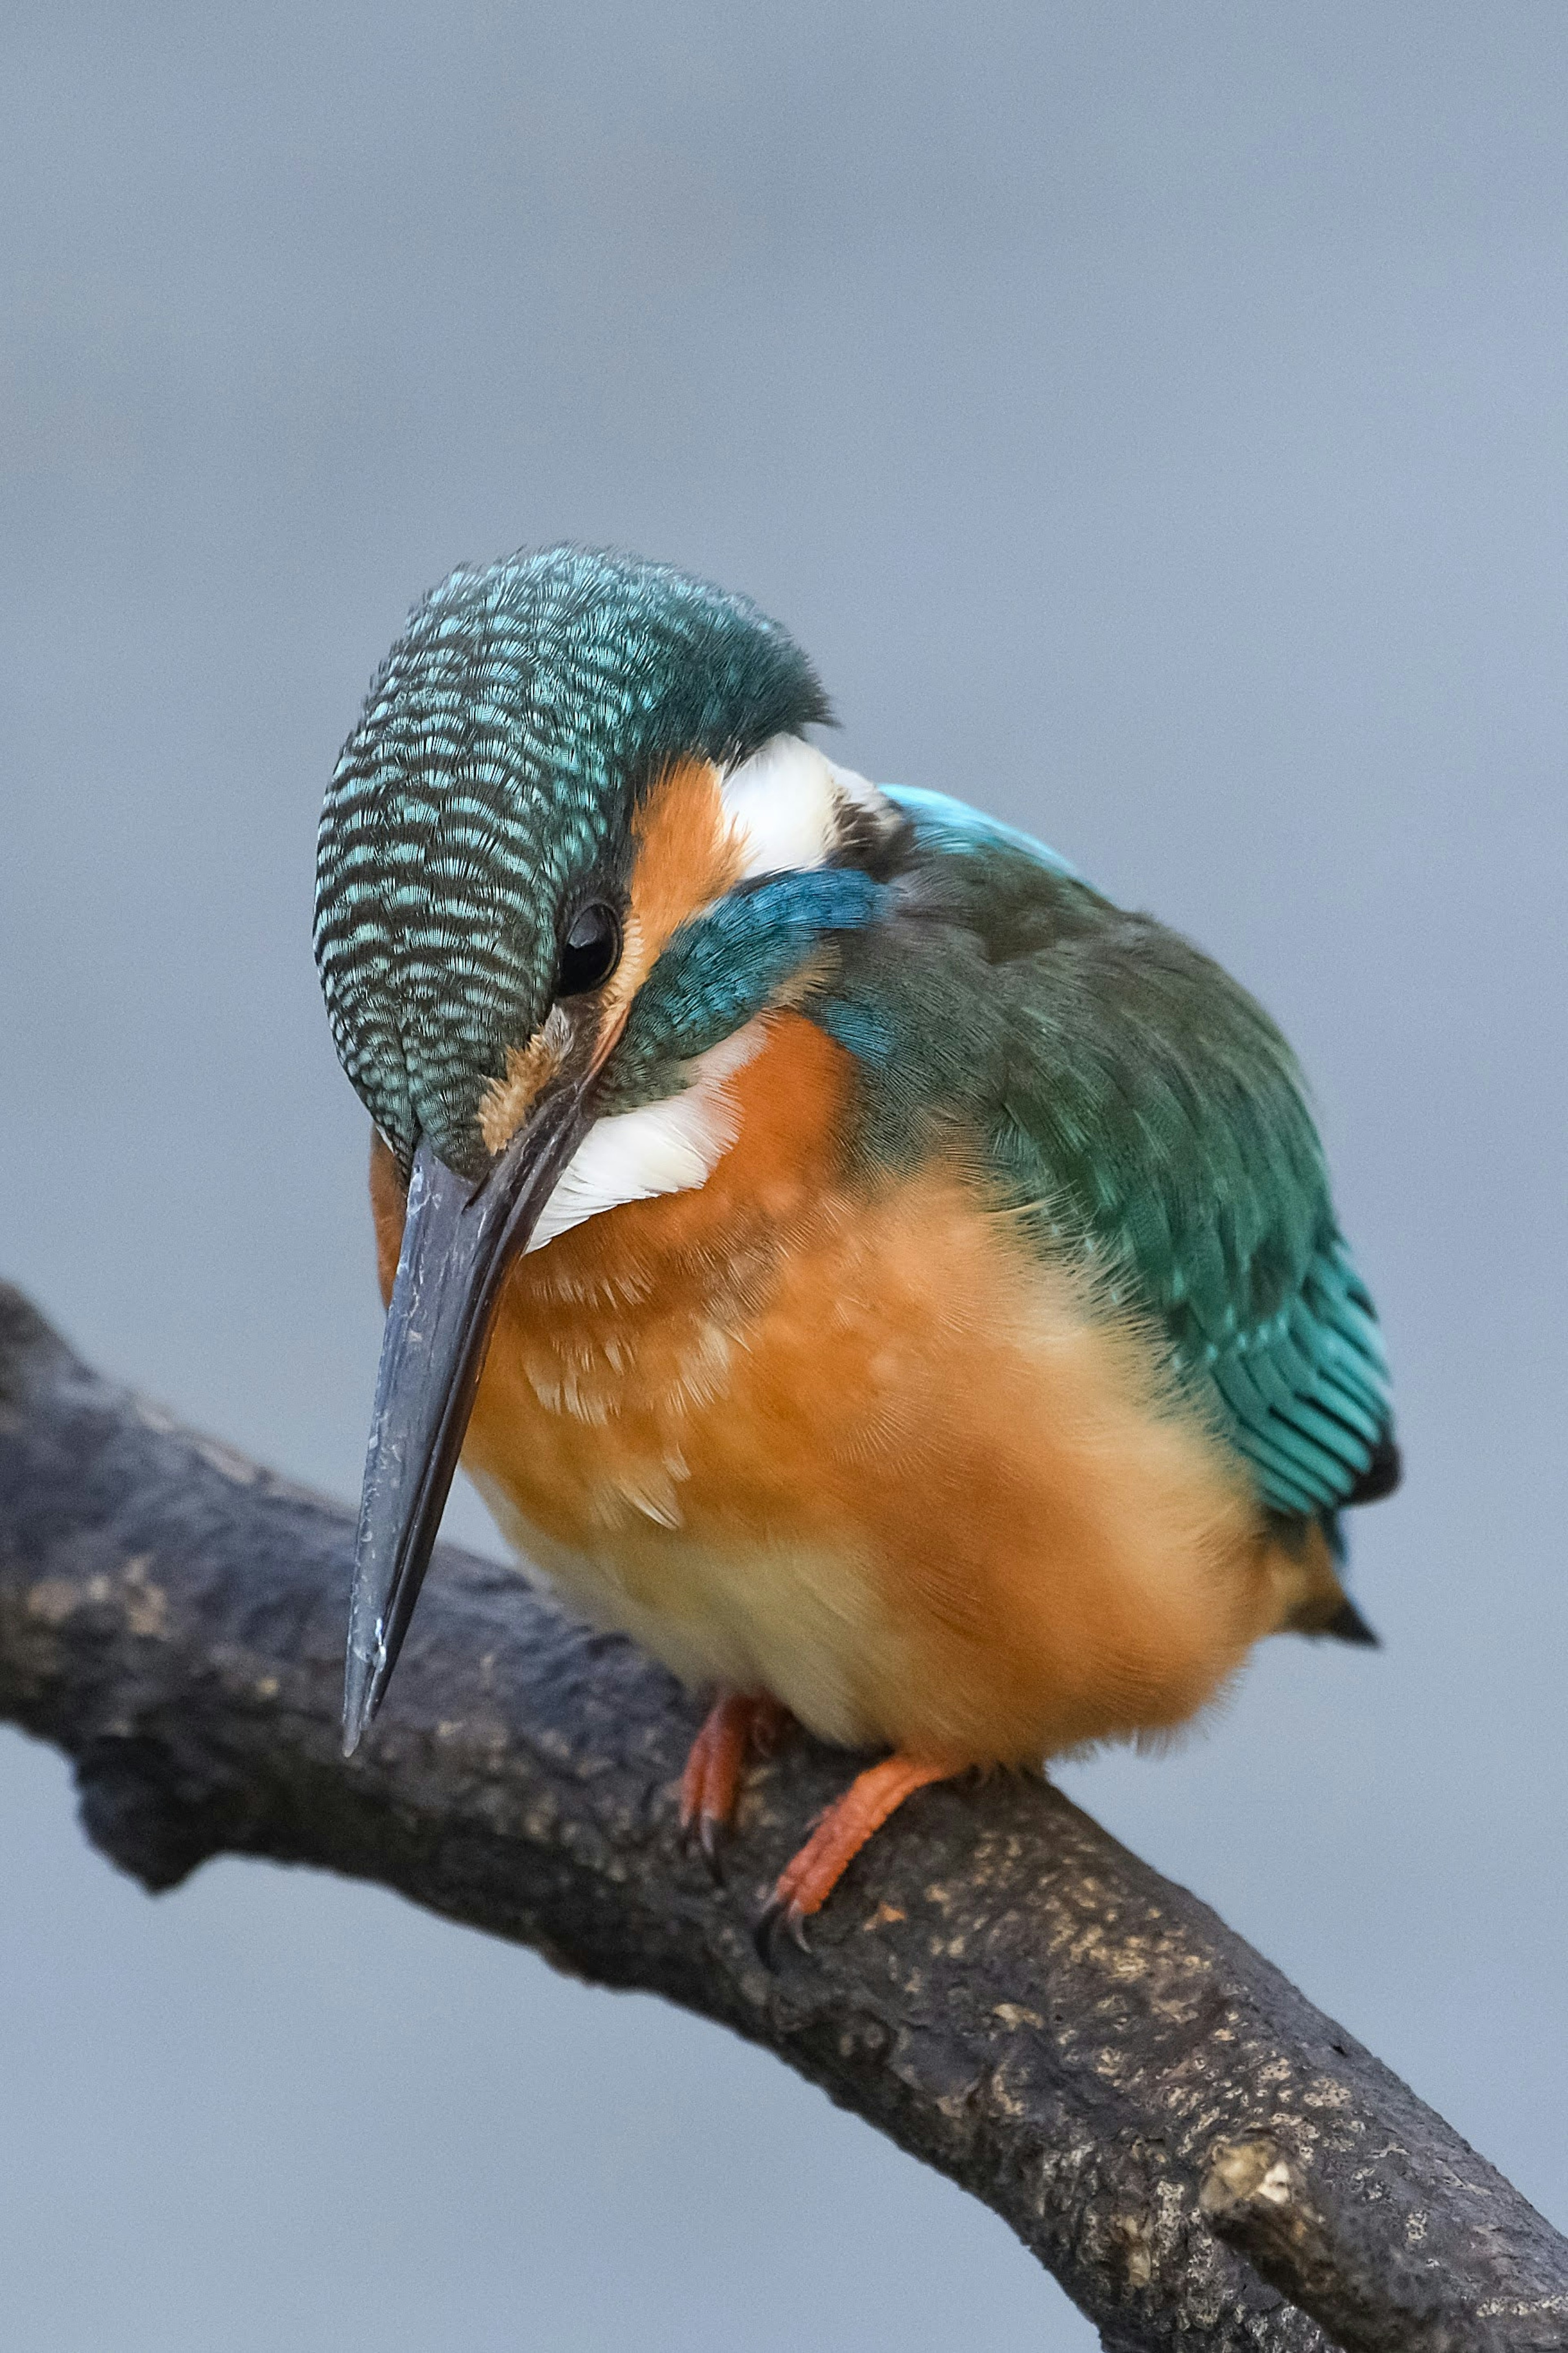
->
{"left": 679, "top": 1692, "right": 791, "bottom": 1878}
{"left": 753, "top": 1753, "right": 952, "bottom": 1965}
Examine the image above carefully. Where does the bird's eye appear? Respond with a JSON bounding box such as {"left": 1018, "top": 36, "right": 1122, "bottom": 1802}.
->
{"left": 556, "top": 901, "right": 623, "bottom": 997}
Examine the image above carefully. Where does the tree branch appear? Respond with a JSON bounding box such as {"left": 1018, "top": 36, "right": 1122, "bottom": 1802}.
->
{"left": 0, "top": 1282, "right": 1562, "bottom": 2353}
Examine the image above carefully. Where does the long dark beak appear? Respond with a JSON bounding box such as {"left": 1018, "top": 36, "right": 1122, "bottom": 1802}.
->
{"left": 341, "top": 1078, "right": 595, "bottom": 1755}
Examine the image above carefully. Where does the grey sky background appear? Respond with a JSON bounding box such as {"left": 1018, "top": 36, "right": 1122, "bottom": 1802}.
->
{"left": 3, "top": 7, "right": 1566, "bottom": 2348}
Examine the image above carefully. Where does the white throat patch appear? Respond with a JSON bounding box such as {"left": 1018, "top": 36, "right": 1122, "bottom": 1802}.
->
{"left": 527, "top": 1019, "right": 769, "bottom": 1253}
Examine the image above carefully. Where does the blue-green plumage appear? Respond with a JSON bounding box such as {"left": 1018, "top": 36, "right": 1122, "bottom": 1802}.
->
{"left": 317, "top": 544, "right": 1397, "bottom": 1552}
{"left": 594, "top": 787, "right": 1395, "bottom": 1529}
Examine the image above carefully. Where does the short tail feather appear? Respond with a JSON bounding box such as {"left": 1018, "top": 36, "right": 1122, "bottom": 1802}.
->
{"left": 1272, "top": 1506, "right": 1384, "bottom": 1646}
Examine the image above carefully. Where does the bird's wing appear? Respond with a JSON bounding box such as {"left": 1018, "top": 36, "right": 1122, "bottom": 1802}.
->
{"left": 876, "top": 788, "right": 1396, "bottom": 1519}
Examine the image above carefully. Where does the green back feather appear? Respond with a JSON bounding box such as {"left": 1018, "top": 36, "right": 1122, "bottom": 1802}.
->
{"left": 816, "top": 789, "right": 1394, "bottom": 1519}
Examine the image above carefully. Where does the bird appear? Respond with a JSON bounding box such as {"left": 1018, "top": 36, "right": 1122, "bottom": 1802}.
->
{"left": 315, "top": 543, "right": 1398, "bottom": 1949}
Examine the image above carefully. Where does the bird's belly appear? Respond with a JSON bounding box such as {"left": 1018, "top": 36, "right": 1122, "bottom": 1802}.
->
{"left": 468, "top": 1475, "right": 884, "bottom": 1746}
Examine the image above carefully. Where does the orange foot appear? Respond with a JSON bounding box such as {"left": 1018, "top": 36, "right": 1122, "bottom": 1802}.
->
{"left": 679, "top": 1692, "right": 792, "bottom": 1874}
{"left": 755, "top": 1754, "right": 953, "bottom": 1962}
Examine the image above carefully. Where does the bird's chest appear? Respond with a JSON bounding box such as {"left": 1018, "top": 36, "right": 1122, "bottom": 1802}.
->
{"left": 459, "top": 1011, "right": 852, "bottom": 1557}
{"left": 467, "top": 1206, "right": 788, "bottom": 1563}
{"left": 374, "top": 1015, "right": 895, "bottom": 1735}
{"left": 463, "top": 1201, "right": 889, "bottom": 1731}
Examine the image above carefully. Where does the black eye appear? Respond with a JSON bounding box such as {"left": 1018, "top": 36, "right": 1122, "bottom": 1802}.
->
{"left": 556, "top": 901, "right": 622, "bottom": 997}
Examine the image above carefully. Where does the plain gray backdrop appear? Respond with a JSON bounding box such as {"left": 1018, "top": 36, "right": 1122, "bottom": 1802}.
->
{"left": 3, "top": 7, "right": 1565, "bottom": 2348}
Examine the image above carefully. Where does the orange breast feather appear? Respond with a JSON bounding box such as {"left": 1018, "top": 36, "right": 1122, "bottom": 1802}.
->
{"left": 371, "top": 1013, "right": 1281, "bottom": 1763}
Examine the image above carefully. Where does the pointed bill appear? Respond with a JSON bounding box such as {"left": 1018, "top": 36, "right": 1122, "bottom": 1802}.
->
{"left": 342, "top": 1082, "right": 595, "bottom": 1754}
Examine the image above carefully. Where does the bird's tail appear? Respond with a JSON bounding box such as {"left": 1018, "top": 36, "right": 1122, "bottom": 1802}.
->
{"left": 1265, "top": 1512, "right": 1381, "bottom": 1647}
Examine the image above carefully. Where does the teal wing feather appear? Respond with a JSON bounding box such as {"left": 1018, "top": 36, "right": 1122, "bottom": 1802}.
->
{"left": 847, "top": 788, "right": 1396, "bottom": 1520}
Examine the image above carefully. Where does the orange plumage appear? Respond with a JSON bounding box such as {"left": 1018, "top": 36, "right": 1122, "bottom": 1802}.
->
{"left": 372, "top": 1007, "right": 1302, "bottom": 1774}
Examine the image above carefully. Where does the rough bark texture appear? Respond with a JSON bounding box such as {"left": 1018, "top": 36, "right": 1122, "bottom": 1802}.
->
{"left": 1, "top": 1282, "right": 1563, "bottom": 2353}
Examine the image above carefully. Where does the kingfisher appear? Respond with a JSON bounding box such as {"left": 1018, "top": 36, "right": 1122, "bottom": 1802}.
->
{"left": 315, "top": 544, "right": 1398, "bottom": 1945}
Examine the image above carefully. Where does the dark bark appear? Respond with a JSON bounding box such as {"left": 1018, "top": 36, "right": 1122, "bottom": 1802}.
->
{"left": 0, "top": 1282, "right": 1563, "bottom": 2353}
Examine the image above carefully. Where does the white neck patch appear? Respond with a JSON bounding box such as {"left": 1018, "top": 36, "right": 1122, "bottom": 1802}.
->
{"left": 526, "top": 1019, "right": 769, "bottom": 1253}
{"left": 721, "top": 733, "right": 886, "bottom": 879}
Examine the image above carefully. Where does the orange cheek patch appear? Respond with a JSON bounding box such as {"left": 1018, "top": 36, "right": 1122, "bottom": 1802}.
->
{"left": 598, "top": 756, "right": 747, "bottom": 1050}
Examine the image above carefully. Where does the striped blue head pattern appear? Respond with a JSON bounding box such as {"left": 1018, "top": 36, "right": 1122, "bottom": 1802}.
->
{"left": 314, "top": 546, "right": 830, "bottom": 1175}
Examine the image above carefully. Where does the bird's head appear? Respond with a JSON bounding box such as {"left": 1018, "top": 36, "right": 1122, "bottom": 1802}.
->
{"left": 315, "top": 546, "right": 896, "bottom": 1749}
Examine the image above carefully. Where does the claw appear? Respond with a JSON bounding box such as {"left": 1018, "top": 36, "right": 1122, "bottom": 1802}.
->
{"left": 696, "top": 1810, "right": 725, "bottom": 1882}
{"left": 756, "top": 1753, "right": 953, "bottom": 1957}
{"left": 751, "top": 1896, "right": 780, "bottom": 1967}
{"left": 751, "top": 1893, "right": 811, "bottom": 1969}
